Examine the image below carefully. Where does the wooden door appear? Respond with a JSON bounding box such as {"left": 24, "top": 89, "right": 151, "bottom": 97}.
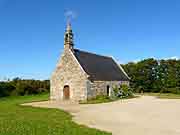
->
{"left": 63, "top": 86, "right": 70, "bottom": 100}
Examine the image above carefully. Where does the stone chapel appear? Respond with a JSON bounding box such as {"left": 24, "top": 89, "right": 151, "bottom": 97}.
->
{"left": 50, "top": 23, "right": 130, "bottom": 102}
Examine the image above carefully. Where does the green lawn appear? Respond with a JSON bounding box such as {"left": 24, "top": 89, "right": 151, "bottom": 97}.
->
{"left": 143, "top": 93, "right": 180, "bottom": 99}
{"left": 0, "top": 94, "right": 111, "bottom": 135}
{"left": 80, "top": 95, "right": 115, "bottom": 104}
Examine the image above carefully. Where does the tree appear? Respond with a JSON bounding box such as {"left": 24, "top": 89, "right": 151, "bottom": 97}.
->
{"left": 123, "top": 58, "right": 180, "bottom": 93}
{"left": 0, "top": 78, "right": 50, "bottom": 97}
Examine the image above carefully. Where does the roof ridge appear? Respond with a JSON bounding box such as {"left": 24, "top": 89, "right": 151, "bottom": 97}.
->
{"left": 74, "top": 48, "right": 112, "bottom": 59}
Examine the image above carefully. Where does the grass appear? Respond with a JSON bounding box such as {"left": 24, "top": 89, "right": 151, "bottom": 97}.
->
{"left": 143, "top": 93, "right": 180, "bottom": 99}
{"left": 80, "top": 95, "right": 115, "bottom": 104}
{"left": 80, "top": 95, "right": 137, "bottom": 104}
{"left": 0, "top": 94, "right": 111, "bottom": 135}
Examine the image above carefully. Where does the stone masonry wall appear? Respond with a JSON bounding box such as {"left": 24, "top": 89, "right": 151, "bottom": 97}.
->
{"left": 50, "top": 49, "right": 88, "bottom": 101}
{"left": 87, "top": 80, "right": 129, "bottom": 99}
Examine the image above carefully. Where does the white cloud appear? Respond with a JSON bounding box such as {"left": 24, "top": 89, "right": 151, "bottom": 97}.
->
{"left": 0, "top": 76, "right": 8, "bottom": 82}
{"left": 132, "top": 59, "right": 141, "bottom": 63}
{"left": 165, "top": 56, "right": 179, "bottom": 60}
{"left": 64, "top": 10, "right": 77, "bottom": 21}
{"left": 132, "top": 56, "right": 179, "bottom": 63}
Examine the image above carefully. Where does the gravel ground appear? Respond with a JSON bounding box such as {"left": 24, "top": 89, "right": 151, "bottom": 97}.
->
{"left": 23, "top": 96, "right": 180, "bottom": 135}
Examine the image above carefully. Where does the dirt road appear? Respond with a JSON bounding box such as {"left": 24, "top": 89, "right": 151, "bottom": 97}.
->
{"left": 23, "top": 96, "right": 180, "bottom": 135}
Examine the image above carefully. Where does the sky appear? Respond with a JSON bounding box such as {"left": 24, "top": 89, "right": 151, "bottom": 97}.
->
{"left": 0, "top": 0, "right": 180, "bottom": 80}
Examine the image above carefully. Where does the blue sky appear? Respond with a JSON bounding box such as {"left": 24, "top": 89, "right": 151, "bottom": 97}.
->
{"left": 0, "top": 0, "right": 180, "bottom": 80}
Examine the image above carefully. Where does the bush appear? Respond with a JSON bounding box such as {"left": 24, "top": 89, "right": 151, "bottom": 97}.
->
{"left": 80, "top": 95, "right": 112, "bottom": 104}
{"left": 113, "top": 84, "right": 134, "bottom": 99}
{"left": 0, "top": 78, "right": 50, "bottom": 98}
{"left": 120, "top": 84, "right": 134, "bottom": 98}
{"left": 0, "top": 82, "right": 15, "bottom": 97}
{"left": 161, "top": 87, "right": 180, "bottom": 94}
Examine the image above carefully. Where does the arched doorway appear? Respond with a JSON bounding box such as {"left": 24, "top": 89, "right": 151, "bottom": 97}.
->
{"left": 63, "top": 85, "right": 70, "bottom": 100}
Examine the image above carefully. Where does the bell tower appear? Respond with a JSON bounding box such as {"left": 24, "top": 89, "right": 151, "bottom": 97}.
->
{"left": 64, "top": 22, "right": 74, "bottom": 51}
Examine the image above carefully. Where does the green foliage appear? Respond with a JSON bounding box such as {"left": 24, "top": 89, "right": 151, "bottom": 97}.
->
{"left": 0, "top": 78, "right": 50, "bottom": 97}
{"left": 0, "top": 82, "right": 15, "bottom": 97}
{"left": 80, "top": 95, "right": 114, "bottom": 104}
{"left": 112, "top": 86, "right": 119, "bottom": 97}
{"left": 160, "top": 87, "right": 180, "bottom": 94}
{"left": 122, "top": 58, "right": 180, "bottom": 93}
{"left": 120, "top": 84, "right": 133, "bottom": 97}
{"left": 112, "top": 84, "right": 134, "bottom": 99}
{"left": 0, "top": 94, "right": 110, "bottom": 135}
{"left": 144, "top": 93, "right": 180, "bottom": 99}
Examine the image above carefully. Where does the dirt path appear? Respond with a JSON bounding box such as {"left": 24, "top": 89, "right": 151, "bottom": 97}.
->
{"left": 23, "top": 96, "right": 180, "bottom": 135}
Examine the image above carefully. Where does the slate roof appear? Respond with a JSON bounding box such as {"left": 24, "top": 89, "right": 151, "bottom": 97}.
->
{"left": 74, "top": 49, "right": 129, "bottom": 81}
